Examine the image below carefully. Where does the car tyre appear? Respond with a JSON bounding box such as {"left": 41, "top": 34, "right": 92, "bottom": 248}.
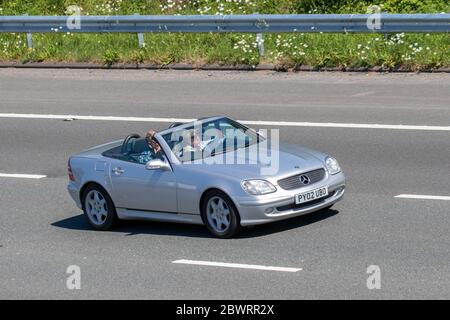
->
{"left": 201, "top": 190, "right": 242, "bottom": 239}
{"left": 82, "top": 184, "right": 118, "bottom": 231}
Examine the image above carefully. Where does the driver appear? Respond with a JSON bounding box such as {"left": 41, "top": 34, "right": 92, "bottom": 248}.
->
{"left": 135, "top": 129, "right": 163, "bottom": 164}
{"left": 146, "top": 129, "right": 162, "bottom": 154}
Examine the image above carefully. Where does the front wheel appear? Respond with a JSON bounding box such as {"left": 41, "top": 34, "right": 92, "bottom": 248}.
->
{"left": 82, "top": 185, "right": 117, "bottom": 231}
{"left": 202, "top": 190, "right": 242, "bottom": 239}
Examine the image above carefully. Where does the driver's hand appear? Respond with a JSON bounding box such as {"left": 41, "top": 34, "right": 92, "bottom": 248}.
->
{"left": 146, "top": 129, "right": 157, "bottom": 140}
{"left": 146, "top": 130, "right": 162, "bottom": 153}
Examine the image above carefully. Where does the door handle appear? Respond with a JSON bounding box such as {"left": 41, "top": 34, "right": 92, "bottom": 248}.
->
{"left": 112, "top": 167, "right": 125, "bottom": 175}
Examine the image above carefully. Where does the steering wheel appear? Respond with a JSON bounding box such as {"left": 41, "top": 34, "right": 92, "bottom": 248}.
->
{"left": 121, "top": 134, "right": 141, "bottom": 154}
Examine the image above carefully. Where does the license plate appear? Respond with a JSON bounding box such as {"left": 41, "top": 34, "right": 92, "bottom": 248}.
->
{"left": 295, "top": 186, "right": 329, "bottom": 205}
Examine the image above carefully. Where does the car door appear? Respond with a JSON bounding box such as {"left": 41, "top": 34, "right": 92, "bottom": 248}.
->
{"left": 109, "top": 157, "right": 178, "bottom": 214}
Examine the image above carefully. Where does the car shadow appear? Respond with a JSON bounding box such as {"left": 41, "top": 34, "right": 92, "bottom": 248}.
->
{"left": 52, "top": 208, "right": 339, "bottom": 239}
{"left": 237, "top": 208, "right": 339, "bottom": 238}
{"left": 51, "top": 214, "right": 211, "bottom": 238}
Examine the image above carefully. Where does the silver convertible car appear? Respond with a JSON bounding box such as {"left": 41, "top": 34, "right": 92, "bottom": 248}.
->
{"left": 67, "top": 116, "right": 345, "bottom": 238}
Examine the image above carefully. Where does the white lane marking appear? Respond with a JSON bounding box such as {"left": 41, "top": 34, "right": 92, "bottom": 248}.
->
{"left": 172, "top": 259, "right": 302, "bottom": 273}
{"left": 0, "top": 113, "right": 450, "bottom": 131}
{"left": 0, "top": 173, "right": 46, "bottom": 179}
{"left": 351, "top": 91, "right": 376, "bottom": 97}
{"left": 239, "top": 120, "right": 450, "bottom": 131}
{"left": 395, "top": 194, "right": 450, "bottom": 201}
{"left": 0, "top": 113, "right": 193, "bottom": 123}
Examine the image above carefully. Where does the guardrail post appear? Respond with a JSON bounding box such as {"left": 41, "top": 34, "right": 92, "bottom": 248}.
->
{"left": 256, "top": 33, "right": 264, "bottom": 56}
{"left": 137, "top": 32, "right": 145, "bottom": 48}
{"left": 254, "top": 13, "right": 265, "bottom": 57}
{"left": 23, "top": 14, "right": 33, "bottom": 48}
{"left": 26, "top": 32, "right": 33, "bottom": 48}
{"left": 134, "top": 13, "right": 145, "bottom": 48}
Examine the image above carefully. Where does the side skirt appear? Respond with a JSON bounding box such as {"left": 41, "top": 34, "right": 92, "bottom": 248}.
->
{"left": 116, "top": 208, "right": 204, "bottom": 225}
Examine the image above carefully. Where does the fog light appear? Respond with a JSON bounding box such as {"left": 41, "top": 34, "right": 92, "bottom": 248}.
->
{"left": 264, "top": 207, "right": 274, "bottom": 214}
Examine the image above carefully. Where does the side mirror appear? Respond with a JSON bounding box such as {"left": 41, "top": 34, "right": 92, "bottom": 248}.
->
{"left": 145, "top": 159, "right": 171, "bottom": 171}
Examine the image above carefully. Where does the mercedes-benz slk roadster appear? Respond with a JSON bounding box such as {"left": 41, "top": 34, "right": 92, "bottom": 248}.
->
{"left": 67, "top": 116, "right": 345, "bottom": 238}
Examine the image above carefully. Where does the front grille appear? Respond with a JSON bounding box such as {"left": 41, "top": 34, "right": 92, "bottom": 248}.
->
{"left": 278, "top": 168, "right": 326, "bottom": 190}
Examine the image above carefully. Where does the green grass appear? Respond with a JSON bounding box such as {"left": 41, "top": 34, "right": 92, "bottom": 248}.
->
{"left": 0, "top": 0, "right": 449, "bottom": 70}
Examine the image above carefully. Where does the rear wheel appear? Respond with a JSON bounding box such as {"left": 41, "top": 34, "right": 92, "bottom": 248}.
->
{"left": 202, "top": 190, "right": 242, "bottom": 239}
{"left": 82, "top": 185, "right": 117, "bottom": 231}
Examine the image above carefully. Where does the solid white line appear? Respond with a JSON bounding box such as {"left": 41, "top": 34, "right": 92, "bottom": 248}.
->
{"left": 0, "top": 113, "right": 194, "bottom": 123}
{"left": 239, "top": 120, "right": 450, "bottom": 131}
{"left": 0, "top": 113, "right": 449, "bottom": 131}
{"left": 172, "top": 259, "right": 302, "bottom": 273}
{"left": 0, "top": 173, "right": 47, "bottom": 179}
{"left": 395, "top": 194, "right": 450, "bottom": 201}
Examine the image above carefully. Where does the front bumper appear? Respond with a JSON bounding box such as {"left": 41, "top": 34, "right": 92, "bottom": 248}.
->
{"left": 67, "top": 182, "right": 82, "bottom": 209}
{"left": 235, "top": 172, "right": 345, "bottom": 226}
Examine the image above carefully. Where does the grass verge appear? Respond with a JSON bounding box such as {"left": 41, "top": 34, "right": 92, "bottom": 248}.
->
{"left": 0, "top": 1, "right": 448, "bottom": 70}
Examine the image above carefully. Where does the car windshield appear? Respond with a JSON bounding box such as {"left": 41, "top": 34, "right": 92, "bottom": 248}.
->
{"left": 161, "top": 117, "right": 263, "bottom": 163}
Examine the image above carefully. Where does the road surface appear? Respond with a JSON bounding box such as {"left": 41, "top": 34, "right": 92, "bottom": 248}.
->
{"left": 0, "top": 69, "right": 449, "bottom": 299}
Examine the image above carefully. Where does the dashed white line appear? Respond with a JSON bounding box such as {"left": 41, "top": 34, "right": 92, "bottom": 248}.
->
{"left": 395, "top": 194, "right": 450, "bottom": 201}
{"left": 172, "top": 259, "right": 302, "bottom": 273}
{"left": 0, "top": 173, "right": 47, "bottom": 179}
{"left": 1, "top": 113, "right": 450, "bottom": 131}
{"left": 350, "top": 91, "right": 376, "bottom": 98}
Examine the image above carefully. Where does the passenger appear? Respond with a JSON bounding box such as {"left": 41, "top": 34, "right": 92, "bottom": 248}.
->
{"left": 178, "top": 128, "right": 226, "bottom": 161}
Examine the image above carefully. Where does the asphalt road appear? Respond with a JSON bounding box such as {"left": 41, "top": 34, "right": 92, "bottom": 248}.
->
{"left": 0, "top": 69, "right": 449, "bottom": 299}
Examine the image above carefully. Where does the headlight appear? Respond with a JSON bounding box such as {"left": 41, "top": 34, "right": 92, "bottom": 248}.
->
{"left": 325, "top": 157, "right": 341, "bottom": 175}
{"left": 241, "top": 179, "right": 277, "bottom": 195}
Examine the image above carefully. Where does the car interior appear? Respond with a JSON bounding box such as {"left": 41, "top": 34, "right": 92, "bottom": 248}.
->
{"left": 103, "top": 134, "right": 160, "bottom": 164}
